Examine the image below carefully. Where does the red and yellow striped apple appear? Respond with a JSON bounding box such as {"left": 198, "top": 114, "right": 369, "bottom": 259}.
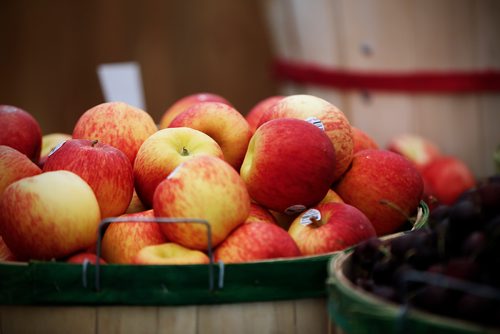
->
{"left": 240, "top": 118, "right": 336, "bottom": 214}
{"left": 352, "top": 126, "right": 379, "bottom": 154}
{"left": 153, "top": 155, "right": 251, "bottom": 251}
{"left": 0, "top": 171, "right": 101, "bottom": 260}
{"left": 0, "top": 105, "right": 42, "bottom": 163}
{"left": 288, "top": 202, "right": 376, "bottom": 256}
{"left": 214, "top": 222, "right": 301, "bottom": 263}
{"left": 72, "top": 101, "right": 157, "bottom": 164}
{"left": 245, "top": 202, "right": 278, "bottom": 224}
{"left": 0, "top": 145, "right": 42, "bottom": 196}
{"left": 101, "top": 209, "right": 167, "bottom": 264}
{"left": 133, "top": 127, "right": 224, "bottom": 208}
{"left": 43, "top": 139, "right": 134, "bottom": 218}
{"left": 169, "top": 102, "right": 252, "bottom": 170}
{"left": 159, "top": 92, "right": 231, "bottom": 129}
{"left": 246, "top": 95, "right": 284, "bottom": 134}
{"left": 133, "top": 243, "right": 210, "bottom": 265}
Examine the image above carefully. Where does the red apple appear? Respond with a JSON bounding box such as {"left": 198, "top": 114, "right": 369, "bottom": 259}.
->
{"left": 0, "top": 145, "right": 42, "bottom": 196}
{"left": 288, "top": 202, "right": 376, "bottom": 256}
{"left": 0, "top": 105, "right": 42, "bottom": 163}
{"left": 66, "top": 252, "right": 107, "bottom": 265}
{"left": 246, "top": 95, "right": 284, "bottom": 134}
{"left": 257, "top": 94, "right": 353, "bottom": 181}
{"left": 245, "top": 202, "right": 278, "bottom": 224}
{"left": 72, "top": 101, "right": 158, "bottom": 164}
{"left": 153, "top": 156, "right": 251, "bottom": 251}
{"left": 101, "top": 209, "right": 167, "bottom": 264}
{"left": 387, "top": 134, "right": 441, "bottom": 171}
{"left": 159, "top": 92, "right": 231, "bottom": 129}
{"left": 0, "top": 170, "right": 101, "bottom": 260}
{"left": 214, "top": 222, "right": 301, "bottom": 263}
{"left": 43, "top": 139, "right": 134, "bottom": 218}
{"left": 133, "top": 127, "right": 224, "bottom": 208}
{"left": 421, "top": 156, "right": 476, "bottom": 205}
{"left": 240, "top": 118, "right": 336, "bottom": 214}
{"left": 334, "top": 149, "right": 424, "bottom": 236}
{"left": 352, "top": 126, "right": 379, "bottom": 154}
{"left": 133, "top": 243, "right": 210, "bottom": 265}
{"left": 169, "top": 102, "right": 252, "bottom": 170}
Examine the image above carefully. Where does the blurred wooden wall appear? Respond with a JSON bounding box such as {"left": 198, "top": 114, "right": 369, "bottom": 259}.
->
{"left": 0, "top": 0, "right": 278, "bottom": 134}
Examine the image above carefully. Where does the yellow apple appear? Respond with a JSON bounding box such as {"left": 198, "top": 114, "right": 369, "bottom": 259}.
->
{"left": 153, "top": 156, "right": 251, "bottom": 251}
{"left": 133, "top": 127, "right": 224, "bottom": 208}
{"left": 133, "top": 243, "right": 210, "bottom": 265}
{"left": 0, "top": 170, "right": 101, "bottom": 260}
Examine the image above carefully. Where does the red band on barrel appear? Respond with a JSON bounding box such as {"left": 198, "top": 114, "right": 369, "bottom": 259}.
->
{"left": 273, "top": 59, "right": 500, "bottom": 93}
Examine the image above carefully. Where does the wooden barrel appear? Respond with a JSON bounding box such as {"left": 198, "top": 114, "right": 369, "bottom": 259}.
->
{"left": 263, "top": 0, "right": 500, "bottom": 179}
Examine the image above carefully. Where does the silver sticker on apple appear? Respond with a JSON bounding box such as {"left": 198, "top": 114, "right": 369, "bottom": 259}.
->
{"left": 47, "top": 140, "right": 68, "bottom": 157}
{"left": 300, "top": 209, "right": 321, "bottom": 226}
{"left": 305, "top": 117, "right": 325, "bottom": 131}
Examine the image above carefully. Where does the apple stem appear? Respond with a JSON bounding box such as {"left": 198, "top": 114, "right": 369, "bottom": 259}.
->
{"left": 181, "top": 147, "right": 189, "bottom": 156}
{"left": 310, "top": 217, "right": 321, "bottom": 227}
{"left": 91, "top": 139, "right": 99, "bottom": 147}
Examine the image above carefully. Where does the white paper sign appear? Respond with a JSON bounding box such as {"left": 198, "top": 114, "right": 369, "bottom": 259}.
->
{"left": 97, "top": 62, "right": 146, "bottom": 110}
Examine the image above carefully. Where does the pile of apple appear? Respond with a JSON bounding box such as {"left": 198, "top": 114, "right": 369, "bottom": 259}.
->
{"left": 0, "top": 94, "right": 425, "bottom": 265}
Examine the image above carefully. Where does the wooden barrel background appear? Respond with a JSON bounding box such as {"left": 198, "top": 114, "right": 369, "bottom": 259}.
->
{"left": 263, "top": 0, "right": 500, "bottom": 179}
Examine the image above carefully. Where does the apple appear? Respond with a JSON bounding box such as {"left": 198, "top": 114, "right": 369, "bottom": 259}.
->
{"left": 0, "top": 145, "right": 42, "bottom": 196}
{"left": 169, "top": 102, "right": 252, "bottom": 170}
{"left": 214, "top": 222, "right": 301, "bottom": 263}
{"left": 133, "top": 243, "right": 210, "bottom": 265}
{"left": 387, "top": 134, "right": 441, "bottom": 171}
{"left": 334, "top": 149, "right": 424, "bottom": 236}
{"left": 421, "top": 156, "right": 476, "bottom": 205}
{"left": 101, "top": 209, "right": 167, "bottom": 264}
{"left": 159, "top": 92, "right": 231, "bottom": 129}
{"left": 352, "top": 126, "right": 379, "bottom": 154}
{"left": 319, "top": 189, "right": 344, "bottom": 205}
{"left": 245, "top": 202, "right": 278, "bottom": 224}
{"left": 240, "top": 118, "right": 336, "bottom": 214}
{"left": 288, "top": 202, "right": 376, "bottom": 256}
{"left": 0, "top": 236, "right": 16, "bottom": 262}
{"left": 72, "top": 101, "right": 158, "bottom": 164}
{"left": 126, "top": 190, "right": 147, "bottom": 214}
{"left": 66, "top": 252, "right": 107, "bottom": 265}
{"left": 0, "top": 170, "right": 101, "bottom": 260}
{"left": 246, "top": 95, "right": 284, "bottom": 134}
{"left": 133, "top": 127, "right": 224, "bottom": 208}
{"left": 0, "top": 105, "right": 42, "bottom": 163}
{"left": 153, "top": 155, "right": 251, "bottom": 251}
{"left": 257, "top": 94, "right": 353, "bottom": 182}
{"left": 43, "top": 139, "right": 134, "bottom": 218}
{"left": 38, "top": 132, "right": 72, "bottom": 168}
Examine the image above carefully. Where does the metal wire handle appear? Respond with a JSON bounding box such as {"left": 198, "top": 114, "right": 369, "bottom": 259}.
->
{"left": 94, "top": 216, "right": 215, "bottom": 292}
